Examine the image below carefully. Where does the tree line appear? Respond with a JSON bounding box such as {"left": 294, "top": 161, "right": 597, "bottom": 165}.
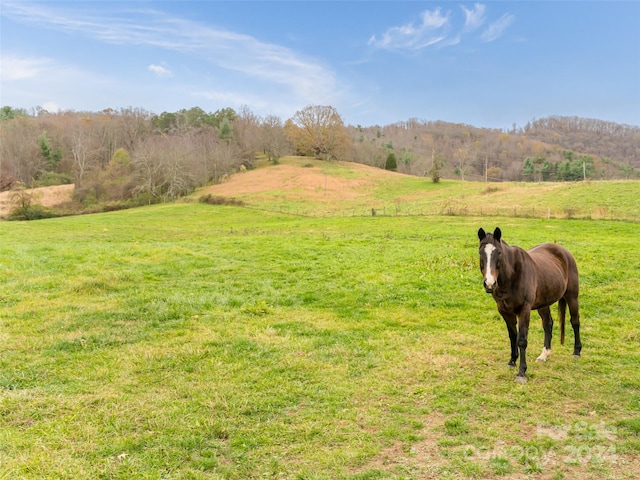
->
{"left": 1, "top": 104, "right": 638, "bottom": 213}
{"left": 1, "top": 106, "right": 286, "bottom": 207}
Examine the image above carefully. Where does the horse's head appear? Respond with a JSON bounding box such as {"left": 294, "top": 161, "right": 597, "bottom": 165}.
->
{"left": 477, "top": 227, "right": 503, "bottom": 293}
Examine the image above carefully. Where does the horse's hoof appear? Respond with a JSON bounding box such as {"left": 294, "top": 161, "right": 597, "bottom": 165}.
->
{"left": 536, "top": 348, "right": 551, "bottom": 362}
{"left": 573, "top": 354, "right": 581, "bottom": 359}
{"left": 508, "top": 361, "right": 516, "bottom": 368}
{"left": 514, "top": 375, "right": 527, "bottom": 384}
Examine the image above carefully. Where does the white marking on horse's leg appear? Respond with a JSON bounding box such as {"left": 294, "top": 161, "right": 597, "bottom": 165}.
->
{"left": 483, "top": 244, "right": 496, "bottom": 288}
{"left": 536, "top": 347, "right": 551, "bottom": 362}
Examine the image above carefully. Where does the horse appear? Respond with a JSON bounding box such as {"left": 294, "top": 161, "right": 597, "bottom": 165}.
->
{"left": 477, "top": 227, "right": 582, "bottom": 383}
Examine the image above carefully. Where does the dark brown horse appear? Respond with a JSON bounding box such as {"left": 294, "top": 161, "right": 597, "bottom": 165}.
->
{"left": 477, "top": 227, "right": 582, "bottom": 383}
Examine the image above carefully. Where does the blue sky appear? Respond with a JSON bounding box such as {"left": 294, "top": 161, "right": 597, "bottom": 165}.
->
{"left": 1, "top": 1, "right": 639, "bottom": 129}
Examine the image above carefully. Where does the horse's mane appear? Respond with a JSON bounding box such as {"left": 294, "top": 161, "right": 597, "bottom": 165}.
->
{"left": 498, "top": 239, "right": 517, "bottom": 280}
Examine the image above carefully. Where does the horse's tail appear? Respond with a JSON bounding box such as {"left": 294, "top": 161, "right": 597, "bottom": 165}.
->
{"left": 559, "top": 297, "right": 567, "bottom": 345}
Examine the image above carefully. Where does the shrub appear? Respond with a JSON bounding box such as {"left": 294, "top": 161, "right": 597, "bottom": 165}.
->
{"left": 7, "top": 204, "right": 58, "bottom": 221}
{"left": 486, "top": 166, "right": 503, "bottom": 181}
{"left": 198, "top": 194, "right": 245, "bottom": 206}
{"left": 34, "top": 171, "right": 74, "bottom": 187}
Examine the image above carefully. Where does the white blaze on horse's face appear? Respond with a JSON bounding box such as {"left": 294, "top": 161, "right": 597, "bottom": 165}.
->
{"left": 483, "top": 243, "right": 497, "bottom": 290}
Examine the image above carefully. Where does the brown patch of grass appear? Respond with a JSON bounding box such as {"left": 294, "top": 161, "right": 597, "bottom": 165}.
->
{"left": 351, "top": 412, "right": 447, "bottom": 479}
{"left": 198, "top": 160, "right": 409, "bottom": 205}
{"left": 0, "top": 184, "right": 74, "bottom": 217}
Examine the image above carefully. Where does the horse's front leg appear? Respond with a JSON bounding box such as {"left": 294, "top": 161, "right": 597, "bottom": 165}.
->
{"left": 501, "top": 311, "right": 518, "bottom": 367}
{"left": 516, "top": 307, "right": 532, "bottom": 383}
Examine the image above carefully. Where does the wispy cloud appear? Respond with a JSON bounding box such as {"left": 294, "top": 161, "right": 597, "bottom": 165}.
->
{"left": 368, "top": 8, "right": 451, "bottom": 50}
{"left": 148, "top": 63, "right": 173, "bottom": 78}
{"left": 461, "top": 3, "right": 486, "bottom": 32}
{"left": 0, "top": 54, "right": 52, "bottom": 80}
{"left": 370, "top": 3, "right": 513, "bottom": 52}
{"left": 481, "top": 14, "right": 515, "bottom": 42}
{"left": 0, "top": 50, "right": 114, "bottom": 112}
{"left": 0, "top": 1, "right": 339, "bottom": 105}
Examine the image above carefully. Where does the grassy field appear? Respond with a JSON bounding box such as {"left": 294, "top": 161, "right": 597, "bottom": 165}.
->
{"left": 1, "top": 200, "right": 639, "bottom": 479}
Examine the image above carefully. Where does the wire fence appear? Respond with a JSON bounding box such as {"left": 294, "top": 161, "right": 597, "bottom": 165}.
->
{"left": 242, "top": 202, "right": 640, "bottom": 223}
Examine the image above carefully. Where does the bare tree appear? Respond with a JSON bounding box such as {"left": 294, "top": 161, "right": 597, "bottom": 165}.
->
{"left": 132, "top": 137, "right": 164, "bottom": 202}
{"left": 0, "top": 116, "right": 42, "bottom": 184}
{"left": 260, "top": 115, "right": 289, "bottom": 163}
{"left": 69, "top": 123, "right": 101, "bottom": 188}
{"left": 117, "top": 107, "right": 152, "bottom": 151}
{"left": 233, "top": 105, "right": 262, "bottom": 165}
{"left": 454, "top": 144, "right": 472, "bottom": 181}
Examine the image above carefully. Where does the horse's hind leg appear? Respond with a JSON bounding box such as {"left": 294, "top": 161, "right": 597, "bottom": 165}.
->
{"left": 567, "top": 295, "right": 582, "bottom": 357}
{"left": 536, "top": 306, "right": 553, "bottom": 362}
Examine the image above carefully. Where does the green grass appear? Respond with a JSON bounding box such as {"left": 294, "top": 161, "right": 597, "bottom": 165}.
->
{"left": 1, "top": 203, "right": 639, "bottom": 479}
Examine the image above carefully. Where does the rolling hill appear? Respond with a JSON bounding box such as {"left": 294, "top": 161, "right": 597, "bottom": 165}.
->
{"left": 199, "top": 157, "right": 640, "bottom": 221}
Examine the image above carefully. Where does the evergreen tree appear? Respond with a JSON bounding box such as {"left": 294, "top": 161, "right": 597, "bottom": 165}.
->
{"left": 523, "top": 158, "right": 534, "bottom": 181}
{"left": 385, "top": 153, "right": 397, "bottom": 171}
{"left": 218, "top": 117, "right": 234, "bottom": 143}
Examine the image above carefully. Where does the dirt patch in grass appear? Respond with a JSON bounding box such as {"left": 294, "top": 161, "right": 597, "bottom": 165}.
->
{"left": 352, "top": 408, "right": 640, "bottom": 480}
{"left": 0, "top": 184, "right": 74, "bottom": 217}
{"left": 351, "top": 412, "right": 447, "bottom": 478}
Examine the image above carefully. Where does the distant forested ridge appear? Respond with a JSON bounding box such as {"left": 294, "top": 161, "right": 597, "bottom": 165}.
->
{"left": 353, "top": 116, "right": 639, "bottom": 181}
{"left": 521, "top": 116, "right": 640, "bottom": 167}
{"left": 1, "top": 104, "right": 638, "bottom": 210}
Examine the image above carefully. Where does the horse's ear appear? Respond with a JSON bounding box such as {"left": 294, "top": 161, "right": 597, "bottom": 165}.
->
{"left": 478, "top": 228, "right": 486, "bottom": 240}
{"left": 493, "top": 227, "right": 502, "bottom": 242}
